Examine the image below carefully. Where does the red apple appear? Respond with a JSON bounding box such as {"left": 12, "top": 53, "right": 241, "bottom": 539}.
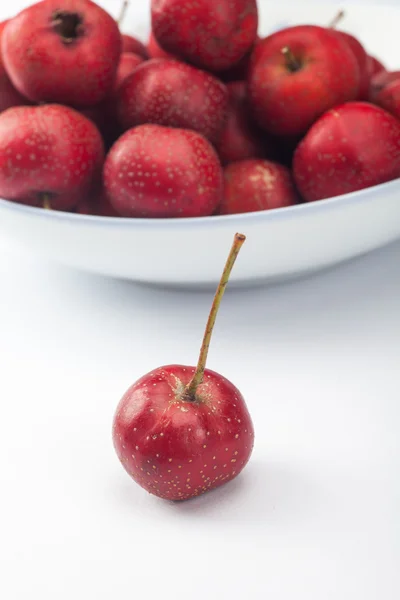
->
{"left": 220, "top": 159, "right": 299, "bottom": 214}
{"left": 293, "top": 102, "right": 400, "bottom": 202}
{"left": 104, "top": 124, "right": 223, "bottom": 218}
{"left": 2, "top": 0, "right": 122, "bottom": 107}
{"left": 147, "top": 30, "right": 176, "bottom": 60}
{"left": 0, "top": 20, "right": 29, "bottom": 113}
{"left": 368, "top": 55, "right": 386, "bottom": 77}
{"left": 217, "top": 36, "right": 260, "bottom": 83}
{"left": 216, "top": 81, "right": 274, "bottom": 166}
{"left": 151, "top": 0, "right": 258, "bottom": 72}
{"left": 116, "top": 59, "right": 229, "bottom": 145}
{"left": 369, "top": 70, "right": 400, "bottom": 104}
{"left": 332, "top": 31, "right": 369, "bottom": 100}
{"left": 375, "top": 79, "right": 400, "bottom": 121}
{"left": 248, "top": 25, "right": 360, "bottom": 137}
{"left": 0, "top": 104, "right": 104, "bottom": 210}
{"left": 115, "top": 52, "right": 144, "bottom": 89}
{"left": 121, "top": 33, "right": 148, "bottom": 58}
{"left": 113, "top": 233, "right": 254, "bottom": 501}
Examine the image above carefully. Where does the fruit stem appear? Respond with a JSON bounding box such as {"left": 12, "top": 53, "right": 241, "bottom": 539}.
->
{"left": 185, "top": 233, "right": 246, "bottom": 400}
{"left": 281, "top": 46, "right": 301, "bottom": 73}
{"left": 42, "top": 194, "right": 52, "bottom": 210}
{"left": 118, "top": 0, "right": 129, "bottom": 26}
{"left": 328, "top": 9, "right": 345, "bottom": 29}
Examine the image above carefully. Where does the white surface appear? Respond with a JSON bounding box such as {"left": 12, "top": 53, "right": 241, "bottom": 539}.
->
{"left": 2, "top": 0, "right": 400, "bottom": 286}
{"left": 0, "top": 2, "right": 399, "bottom": 600}
{"left": 0, "top": 232, "right": 399, "bottom": 600}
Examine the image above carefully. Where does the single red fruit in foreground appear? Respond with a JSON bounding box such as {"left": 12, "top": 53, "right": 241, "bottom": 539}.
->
{"left": 216, "top": 81, "right": 273, "bottom": 166}
{"left": 2, "top": 0, "right": 122, "bottom": 107}
{"left": 117, "top": 59, "right": 229, "bottom": 145}
{"left": 151, "top": 0, "right": 258, "bottom": 72}
{"left": 113, "top": 233, "right": 254, "bottom": 501}
{"left": 0, "top": 20, "right": 30, "bottom": 114}
{"left": 220, "top": 159, "right": 299, "bottom": 214}
{"left": 293, "top": 102, "right": 400, "bottom": 202}
{"left": 104, "top": 124, "right": 223, "bottom": 218}
{"left": 368, "top": 55, "right": 386, "bottom": 77}
{"left": 375, "top": 79, "right": 400, "bottom": 121}
{"left": 369, "top": 70, "right": 400, "bottom": 104}
{"left": 121, "top": 34, "right": 148, "bottom": 58}
{"left": 0, "top": 104, "right": 104, "bottom": 210}
{"left": 248, "top": 25, "right": 360, "bottom": 137}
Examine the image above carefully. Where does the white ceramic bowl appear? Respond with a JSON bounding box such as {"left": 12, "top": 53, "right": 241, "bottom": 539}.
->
{"left": 1, "top": 0, "right": 400, "bottom": 288}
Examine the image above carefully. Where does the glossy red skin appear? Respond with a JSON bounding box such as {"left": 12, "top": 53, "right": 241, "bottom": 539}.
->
{"left": 0, "top": 21, "right": 30, "bottom": 113}
{"left": 220, "top": 159, "right": 299, "bottom": 214}
{"left": 80, "top": 53, "right": 144, "bottom": 148}
{"left": 248, "top": 25, "right": 360, "bottom": 137}
{"left": 369, "top": 71, "right": 400, "bottom": 104}
{"left": 151, "top": 0, "right": 258, "bottom": 72}
{"left": 2, "top": 0, "right": 122, "bottom": 107}
{"left": 116, "top": 59, "right": 229, "bottom": 145}
{"left": 368, "top": 55, "right": 386, "bottom": 77}
{"left": 293, "top": 102, "right": 400, "bottom": 202}
{"left": 115, "top": 52, "right": 144, "bottom": 89}
{"left": 0, "top": 104, "right": 104, "bottom": 210}
{"left": 217, "top": 36, "right": 260, "bottom": 83}
{"left": 216, "top": 81, "right": 274, "bottom": 165}
{"left": 333, "top": 31, "right": 369, "bottom": 100}
{"left": 147, "top": 30, "right": 176, "bottom": 59}
{"left": 121, "top": 33, "right": 148, "bottom": 59}
{"left": 104, "top": 124, "right": 223, "bottom": 218}
{"left": 375, "top": 79, "right": 400, "bottom": 121}
{"left": 113, "top": 365, "right": 254, "bottom": 501}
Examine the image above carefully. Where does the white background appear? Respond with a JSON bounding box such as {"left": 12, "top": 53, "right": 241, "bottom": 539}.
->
{"left": 1, "top": 234, "right": 399, "bottom": 600}
{"left": 0, "top": 1, "right": 400, "bottom": 599}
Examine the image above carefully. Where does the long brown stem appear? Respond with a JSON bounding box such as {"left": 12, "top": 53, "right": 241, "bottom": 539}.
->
{"left": 185, "top": 233, "right": 246, "bottom": 400}
{"left": 118, "top": 0, "right": 129, "bottom": 26}
{"left": 281, "top": 46, "right": 301, "bottom": 72}
{"left": 328, "top": 9, "right": 345, "bottom": 29}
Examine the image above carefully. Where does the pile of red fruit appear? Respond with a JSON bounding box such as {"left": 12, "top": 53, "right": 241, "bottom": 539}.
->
{"left": 0, "top": 0, "right": 399, "bottom": 218}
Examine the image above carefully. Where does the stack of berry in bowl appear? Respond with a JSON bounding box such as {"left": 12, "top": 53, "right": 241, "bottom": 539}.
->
{"left": 0, "top": 0, "right": 399, "bottom": 288}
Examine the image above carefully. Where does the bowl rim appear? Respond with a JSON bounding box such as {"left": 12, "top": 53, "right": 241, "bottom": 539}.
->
{"left": 0, "top": 176, "right": 398, "bottom": 229}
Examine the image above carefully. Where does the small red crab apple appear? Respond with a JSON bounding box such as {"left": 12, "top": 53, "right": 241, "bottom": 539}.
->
{"left": 113, "top": 234, "right": 254, "bottom": 501}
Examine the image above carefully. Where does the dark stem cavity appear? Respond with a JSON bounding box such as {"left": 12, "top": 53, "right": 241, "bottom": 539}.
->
{"left": 51, "top": 11, "right": 84, "bottom": 44}
{"left": 281, "top": 46, "right": 302, "bottom": 73}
